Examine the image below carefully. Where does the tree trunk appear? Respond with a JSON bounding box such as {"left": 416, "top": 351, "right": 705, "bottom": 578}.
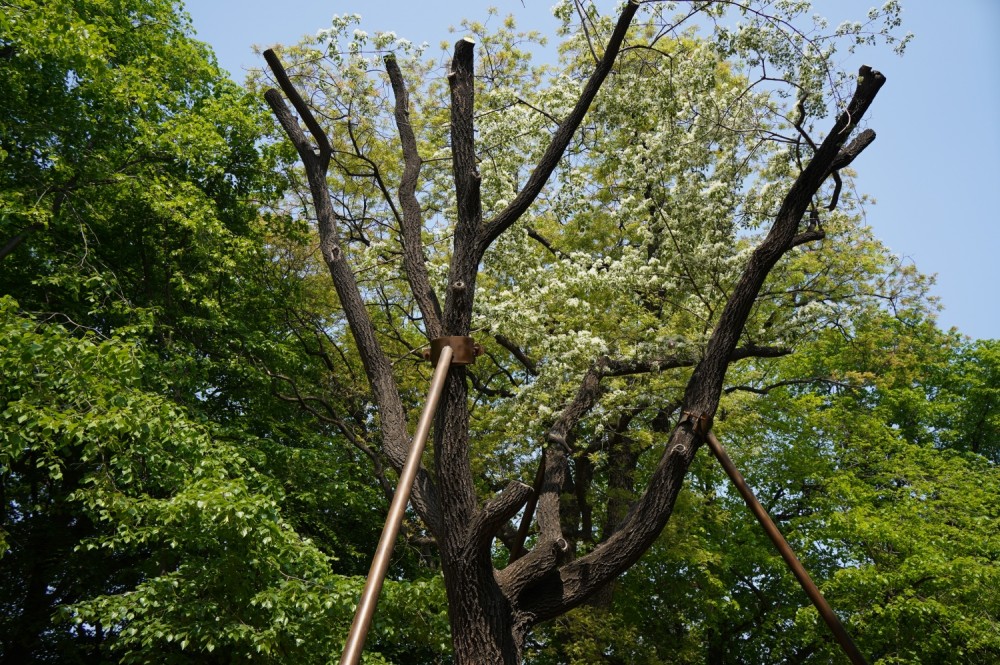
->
{"left": 444, "top": 545, "right": 525, "bottom": 665}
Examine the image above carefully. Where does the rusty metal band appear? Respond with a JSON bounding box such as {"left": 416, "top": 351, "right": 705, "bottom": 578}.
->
{"left": 425, "top": 335, "right": 483, "bottom": 366}
{"left": 704, "top": 430, "right": 868, "bottom": 665}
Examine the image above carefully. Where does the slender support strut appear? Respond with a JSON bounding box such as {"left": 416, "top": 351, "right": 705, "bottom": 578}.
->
{"left": 704, "top": 431, "right": 868, "bottom": 665}
{"left": 340, "top": 345, "right": 455, "bottom": 665}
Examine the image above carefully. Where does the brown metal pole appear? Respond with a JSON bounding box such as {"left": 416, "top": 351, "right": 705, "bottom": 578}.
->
{"left": 704, "top": 431, "right": 867, "bottom": 665}
{"left": 339, "top": 345, "right": 454, "bottom": 665}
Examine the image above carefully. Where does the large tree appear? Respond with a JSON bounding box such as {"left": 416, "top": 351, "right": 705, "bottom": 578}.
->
{"left": 258, "top": 1, "right": 921, "bottom": 662}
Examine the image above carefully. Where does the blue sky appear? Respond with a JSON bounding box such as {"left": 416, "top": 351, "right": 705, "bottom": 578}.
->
{"left": 184, "top": 1, "right": 999, "bottom": 341}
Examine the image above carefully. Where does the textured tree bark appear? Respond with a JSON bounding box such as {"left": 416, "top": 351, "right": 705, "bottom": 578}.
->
{"left": 385, "top": 54, "right": 443, "bottom": 339}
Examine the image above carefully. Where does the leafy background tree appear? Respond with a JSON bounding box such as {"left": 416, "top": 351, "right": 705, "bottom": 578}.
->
{"left": 1, "top": 0, "right": 996, "bottom": 663}
{"left": 1, "top": 0, "right": 447, "bottom": 662}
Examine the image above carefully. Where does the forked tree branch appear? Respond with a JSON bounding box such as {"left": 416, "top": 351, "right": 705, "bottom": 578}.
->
{"left": 791, "top": 228, "right": 826, "bottom": 248}
{"left": 263, "top": 49, "right": 443, "bottom": 534}
{"left": 263, "top": 49, "right": 332, "bottom": 163}
{"left": 470, "top": 480, "right": 535, "bottom": 548}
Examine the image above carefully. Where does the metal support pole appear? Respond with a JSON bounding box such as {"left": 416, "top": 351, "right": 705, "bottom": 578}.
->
{"left": 704, "top": 430, "right": 868, "bottom": 665}
{"left": 339, "top": 345, "right": 455, "bottom": 665}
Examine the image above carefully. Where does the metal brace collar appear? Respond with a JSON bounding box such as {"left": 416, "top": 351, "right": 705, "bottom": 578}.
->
{"left": 680, "top": 410, "right": 713, "bottom": 439}
{"left": 421, "top": 336, "right": 483, "bottom": 366}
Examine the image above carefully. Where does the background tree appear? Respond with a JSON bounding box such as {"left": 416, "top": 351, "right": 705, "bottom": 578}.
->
{"left": 1, "top": 1, "right": 448, "bottom": 662}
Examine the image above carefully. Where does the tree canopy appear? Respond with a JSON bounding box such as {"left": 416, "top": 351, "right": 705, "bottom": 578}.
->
{"left": 1, "top": 0, "right": 997, "bottom": 663}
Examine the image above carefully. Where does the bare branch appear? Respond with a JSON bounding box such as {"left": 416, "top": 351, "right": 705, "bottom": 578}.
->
{"left": 514, "top": 97, "right": 562, "bottom": 126}
{"left": 526, "top": 226, "right": 566, "bottom": 260}
{"left": 828, "top": 128, "right": 876, "bottom": 174}
{"left": 826, "top": 128, "right": 875, "bottom": 210}
{"left": 495, "top": 334, "right": 539, "bottom": 376}
{"left": 266, "top": 370, "right": 397, "bottom": 498}
{"left": 262, "top": 49, "right": 331, "bottom": 162}
{"left": 574, "top": 0, "right": 601, "bottom": 65}
{"left": 725, "top": 376, "right": 851, "bottom": 395}
{"left": 790, "top": 228, "right": 826, "bottom": 248}
{"left": 385, "top": 54, "right": 443, "bottom": 338}
{"left": 478, "top": 0, "right": 641, "bottom": 257}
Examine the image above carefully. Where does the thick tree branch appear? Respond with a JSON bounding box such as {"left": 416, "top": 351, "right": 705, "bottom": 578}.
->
{"left": 826, "top": 128, "right": 875, "bottom": 210}
{"left": 535, "top": 444, "right": 571, "bottom": 546}
{"left": 828, "top": 128, "right": 876, "bottom": 174}
{"left": 509, "top": 456, "right": 546, "bottom": 562}
{"left": 262, "top": 49, "right": 331, "bottom": 163}
{"left": 685, "top": 66, "right": 884, "bottom": 414}
{"left": 469, "top": 481, "right": 534, "bottom": 548}
{"left": 444, "top": 37, "right": 483, "bottom": 337}
{"left": 385, "top": 54, "right": 443, "bottom": 338}
{"left": 449, "top": 38, "right": 481, "bottom": 242}
{"left": 790, "top": 228, "right": 825, "bottom": 248}
{"left": 477, "top": 0, "right": 640, "bottom": 258}
{"left": 430, "top": 39, "right": 485, "bottom": 555}
{"left": 264, "top": 50, "right": 443, "bottom": 535}
{"left": 509, "top": 68, "right": 885, "bottom": 622}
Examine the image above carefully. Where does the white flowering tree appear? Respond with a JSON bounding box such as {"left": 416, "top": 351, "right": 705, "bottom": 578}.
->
{"left": 258, "top": 1, "right": 912, "bottom": 662}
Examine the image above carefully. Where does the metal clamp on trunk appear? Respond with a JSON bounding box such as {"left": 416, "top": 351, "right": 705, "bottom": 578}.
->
{"left": 423, "top": 336, "right": 483, "bottom": 366}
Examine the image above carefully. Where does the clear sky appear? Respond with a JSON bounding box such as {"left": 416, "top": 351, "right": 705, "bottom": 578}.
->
{"left": 184, "top": 0, "right": 999, "bottom": 341}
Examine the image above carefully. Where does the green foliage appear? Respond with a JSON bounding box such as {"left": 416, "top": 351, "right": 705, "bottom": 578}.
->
{"left": 576, "top": 313, "right": 1000, "bottom": 664}
{"left": 0, "top": 298, "right": 451, "bottom": 663}
{"left": 0, "top": 296, "right": 316, "bottom": 660}
{"left": 1, "top": 1, "right": 448, "bottom": 661}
